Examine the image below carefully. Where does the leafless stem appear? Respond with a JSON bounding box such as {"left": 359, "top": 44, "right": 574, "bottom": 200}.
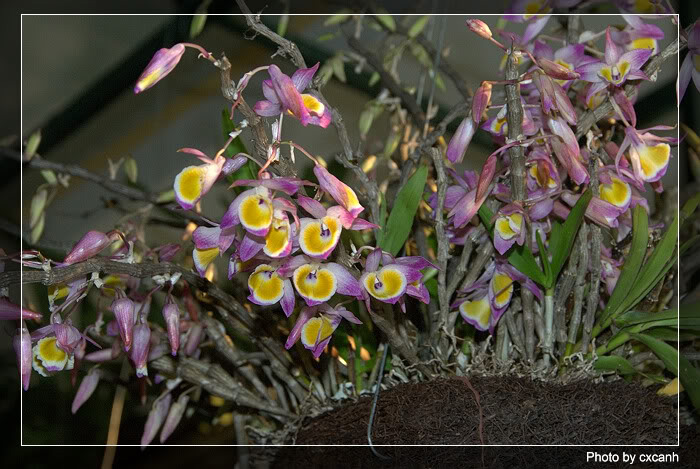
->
{"left": 566, "top": 223, "right": 590, "bottom": 348}
{"left": 234, "top": 414, "right": 250, "bottom": 469}
{"left": 505, "top": 45, "right": 526, "bottom": 202}
{"left": 429, "top": 148, "right": 450, "bottom": 343}
{"left": 581, "top": 157, "right": 602, "bottom": 353}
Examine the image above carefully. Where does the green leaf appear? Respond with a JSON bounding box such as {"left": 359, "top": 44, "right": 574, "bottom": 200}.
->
{"left": 549, "top": 189, "right": 591, "bottom": 281}
{"left": 680, "top": 234, "right": 700, "bottom": 256}
{"left": 317, "top": 32, "right": 336, "bottom": 42}
{"left": 594, "top": 355, "right": 637, "bottom": 375}
{"left": 614, "top": 309, "right": 678, "bottom": 328}
{"left": 276, "top": 14, "right": 289, "bottom": 37}
{"left": 630, "top": 333, "right": 677, "bottom": 376}
{"left": 331, "top": 56, "right": 346, "bottom": 83}
{"left": 379, "top": 165, "right": 427, "bottom": 256}
{"left": 646, "top": 327, "right": 696, "bottom": 342}
{"left": 408, "top": 15, "right": 429, "bottom": 38}
{"left": 375, "top": 192, "right": 388, "bottom": 246}
{"left": 681, "top": 191, "right": 700, "bottom": 226}
{"left": 617, "top": 213, "right": 677, "bottom": 315}
{"left": 25, "top": 129, "right": 41, "bottom": 159}
{"left": 601, "top": 205, "right": 648, "bottom": 322}
{"left": 479, "top": 204, "right": 547, "bottom": 286}
{"left": 368, "top": 71, "right": 380, "bottom": 87}
{"left": 679, "top": 354, "right": 700, "bottom": 410}
{"left": 324, "top": 13, "right": 350, "bottom": 26}
{"left": 375, "top": 14, "right": 395, "bottom": 32}
{"left": 434, "top": 72, "right": 446, "bottom": 92}
{"left": 189, "top": 14, "right": 207, "bottom": 38}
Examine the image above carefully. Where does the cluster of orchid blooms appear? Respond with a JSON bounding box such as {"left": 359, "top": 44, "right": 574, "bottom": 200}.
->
{"left": 8, "top": 10, "right": 688, "bottom": 436}
{"left": 436, "top": 14, "right": 677, "bottom": 333}
{"left": 10, "top": 40, "right": 434, "bottom": 412}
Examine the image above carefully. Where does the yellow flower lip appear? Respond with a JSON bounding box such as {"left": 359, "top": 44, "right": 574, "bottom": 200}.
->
{"left": 459, "top": 297, "right": 491, "bottom": 331}
{"left": 248, "top": 264, "right": 284, "bottom": 305}
{"left": 239, "top": 192, "right": 273, "bottom": 236}
{"left": 495, "top": 213, "right": 523, "bottom": 240}
{"left": 491, "top": 273, "right": 514, "bottom": 308}
{"left": 299, "top": 216, "right": 341, "bottom": 258}
{"left": 32, "top": 336, "right": 74, "bottom": 376}
{"left": 301, "top": 316, "right": 334, "bottom": 349}
{"left": 264, "top": 216, "right": 291, "bottom": 258}
{"left": 599, "top": 175, "right": 631, "bottom": 208}
{"left": 293, "top": 264, "right": 337, "bottom": 304}
{"left": 630, "top": 37, "right": 658, "bottom": 54}
{"left": 302, "top": 94, "right": 325, "bottom": 116}
{"left": 363, "top": 267, "right": 406, "bottom": 302}
{"left": 636, "top": 142, "right": 670, "bottom": 181}
{"left": 174, "top": 166, "right": 204, "bottom": 207}
{"left": 599, "top": 61, "right": 631, "bottom": 85}
{"left": 193, "top": 246, "right": 219, "bottom": 276}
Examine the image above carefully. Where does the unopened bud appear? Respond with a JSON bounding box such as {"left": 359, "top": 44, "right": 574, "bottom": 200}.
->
{"left": 539, "top": 58, "right": 580, "bottom": 81}
{"left": 466, "top": 19, "right": 492, "bottom": 40}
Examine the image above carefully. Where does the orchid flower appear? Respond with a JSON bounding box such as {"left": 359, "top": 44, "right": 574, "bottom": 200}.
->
{"left": 285, "top": 303, "right": 362, "bottom": 358}
{"left": 277, "top": 255, "right": 364, "bottom": 308}
{"left": 614, "top": 125, "right": 676, "bottom": 186}
{"left": 482, "top": 100, "right": 537, "bottom": 138}
{"left": 525, "top": 148, "right": 561, "bottom": 197}
{"left": 296, "top": 195, "right": 376, "bottom": 259}
{"left": 254, "top": 63, "right": 331, "bottom": 128}
{"left": 578, "top": 27, "right": 652, "bottom": 102}
{"left": 533, "top": 40, "right": 591, "bottom": 89}
{"left": 173, "top": 148, "right": 226, "bottom": 210}
{"left": 191, "top": 225, "right": 236, "bottom": 277}
{"left": 246, "top": 262, "right": 296, "bottom": 317}
{"left": 446, "top": 116, "right": 476, "bottom": 164}
{"left": 548, "top": 116, "right": 589, "bottom": 185}
{"left": 445, "top": 153, "right": 498, "bottom": 229}
{"left": 359, "top": 248, "right": 435, "bottom": 313}
{"left": 610, "top": 15, "right": 665, "bottom": 55}
{"left": 493, "top": 204, "right": 526, "bottom": 255}
{"left": 30, "top": 317, "right": 94, "bottom": 377}
{"left": 454, "top": 260, "right": 542, "bottom": 334}
{"left": 134, "top": 44, "right": 186, "bottom": 94}
{"left": 313, "top": 164, "right": 364, "bottom": 220}
{"left": 679, "top": 21, "right": 700, "bottom": 103}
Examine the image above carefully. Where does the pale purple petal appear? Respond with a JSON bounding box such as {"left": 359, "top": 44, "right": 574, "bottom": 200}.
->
{"left": 365, "top": 248, "right": 382, "bottom": 272}
{"left": 388, "top": 264, "right": 422, "bottom": 284}
{"left": 253, "top": 99, "right": 282, "bottom": 117}
{"left": 192, "top": 226, "right": 221, "bottom": 250}
{"left": 221, "top": 155, "right": 248, "bottom": 176}
{"left": 446, "top": 116, "right": 475, "bottom": 164}
{"left": 393, "top": 256, "right": 437, "bottom": 271}
{"left": 72, "top": 367, "right": 101, "bottom": 414}
{"left": 239, "top": 234, "right": 264, "bottom": 262}
{"left": 350, "top": 217, "right": 379, "bottom": 230}
{"left": 291, "top": 62, "right": 319, "bottom": 91}
{"left": 522, "top": 15, "right": 550, "bottom": 44}
{"left": 141, "top": 394, "right": 172, "bottom": 449}
{"left": 619, "top": 48, "right": 652, "bottom": 72}
{"left": 326, "top": 263, "right": 363, "bottom": 298}
{"left": 296, "top": 195, "right": 327, "bottom": 219}
{"left": 577, "top": 60, "right": 604, "bottom": 82}
{"left": 530, "top": 198, "right": 553, "bottom": 220}
{"left": 286, "top": 305, "right": 315, "bottom": 349}
{"left": 160, "top": 394, "right": 189, "bottom": 443}
{"left": 605, "top": 27, "right": 622, "bottom": 65}
{"left": 281, "top": 279, "right": 296, "bottom": 317}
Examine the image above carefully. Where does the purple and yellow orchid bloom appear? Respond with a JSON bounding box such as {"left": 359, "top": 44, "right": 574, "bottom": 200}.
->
{"left": 578, "top": 27, "right": 652, "bottom": 102}
{"left": 526, "top": 149, "right": 560, "bottom": 197}
{"left": 221, "top": 177, "right": 305, "bottom": 238}
{"left": 191, "top": 225, "right": 236, "bottom": 277}
{"left": 173, "top": 148, "right": 227, "bottom": 210}
{"left": 313, "top": 164, "right": 364, "bottom": 221}
{"left": 614, "top": 125, "right": 676, "bottom": 185}
{"left": 247, "top": 262, "right": 296, "bottom": 317}
{"left": 613, "top": 0, "right": 670, "bottom": 14}
{"left": 455, "top": 260, "right": 542, "bottom": 334}
{"left": 285, "top": 303, "right": 362, "bottom": 358}
{"left": 296, "top": 195, "right": 377, "bottom": 259}
{"left": 238, "top": 209, "right": 297, "bottom": 262}
{"left": 482, "top": 100, "right": 537, "bottom": 138}
{"left": 277, "top": 255, "right": 363, "bottom": 307}
{"left": 548, "top": 116, "right": 589, "bottom": 185}
{"left": 254, "top": 63, "right": 331, "bottom": 128}
{"left": 679, "top": 21, "right": 700, "bottom": 102}
{"left": 31, "top": 317, "right": 98, "bottom": 377}
{"left": 493, "top": 204, "right": 526, "bottom": 255}
{"left": 359, "top": 248, "right": 434, "bottom": 312}
{"left": 610, "top": 15, "right": 665, "bottom": 55}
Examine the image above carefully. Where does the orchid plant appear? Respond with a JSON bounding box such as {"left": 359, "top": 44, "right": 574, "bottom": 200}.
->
{"left": 10, "top": 5, "right": 694, "bottom": 450}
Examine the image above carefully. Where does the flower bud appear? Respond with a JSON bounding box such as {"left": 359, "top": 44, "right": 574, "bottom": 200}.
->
{"left": 134, "top": 44, "right": 186, "bottom": 94}
{"left": 160, "top": 394, "right": 189, "bottom": 443}
{"left": 129, "top": 322, "right": 151, "bottom": 378}
{"left": 466, "top": 19, "right": 492, "bottom": 39}
{"left": 446, "top": 116, "right": 476, "bottom": 164}
{"left": 13, "top": 327, "right": 32, "bottom": 391}
{"left": 72, "top": 367, "right": 101, "bottom": 414}
{"left": 63, "top": 230, "right": 111, "bottom": 265}
{"left": 141, "top": 394, "right": 172, "bottom": 449}
{"left": 472, "top": 82, "right": 492, "bottom": 124}
{"left": 0, "top": 297, "right": 42, "bottom": 321}
{"left": 539, "top": 58, "right": 580, "bottom": 81}
{"left": 110, "top": 297, "right": 135, "bottom": 351}
{"left": 162, "top": 302, "right": 181, "bottom": 356}
{"left": 221, "top": 155, "right": 248, "bottom": 177}
{"left": 184, "top": 322, "right": 203, "bottom": 356}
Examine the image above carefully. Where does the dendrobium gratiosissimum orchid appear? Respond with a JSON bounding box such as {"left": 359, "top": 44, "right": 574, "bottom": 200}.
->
{"left": 578, "top": 27, "right": 652, "bottom": 101}
{"left": 254, "top": 63, "right": 332, "bottom": 128}
{"left": 614, "top": 125, "right": 677, "bottom": 187}
{"left": 359, "top": 248, "right": 434, "bottom": 313}
{"left": 286, "top": 303, "right": 362, "bottom": 359}
{"left": 454, "top": 260, "right": 542, "bottom": 334}
{"left": 610, "top": 15, "right": 665, "bottom": 55}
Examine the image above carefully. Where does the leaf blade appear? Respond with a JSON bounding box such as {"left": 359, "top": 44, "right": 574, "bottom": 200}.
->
{"left": 380, "top": 165, "right": 428, "bottom": 256}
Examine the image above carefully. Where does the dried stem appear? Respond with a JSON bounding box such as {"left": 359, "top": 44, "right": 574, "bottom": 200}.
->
{"left": 566, "top": 223, "right": 590, "bottom": 351}
{"left": 429, "top": 147, "right": 450, "bottom": 344}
